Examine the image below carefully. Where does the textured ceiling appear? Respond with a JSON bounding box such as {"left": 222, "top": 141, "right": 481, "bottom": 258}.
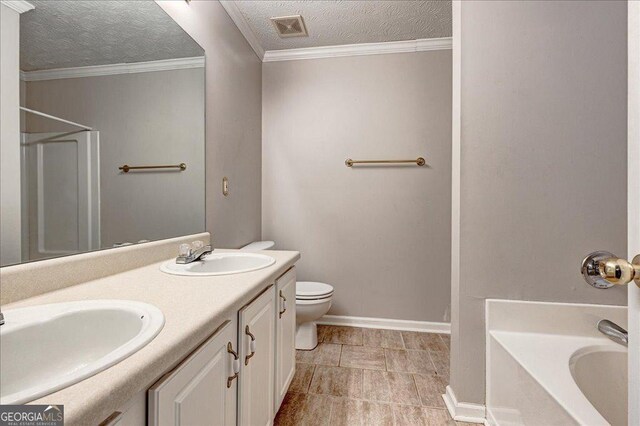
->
{"left": 20, "top": 1, "right": 204, "bottom": 71}
{"left": 233, "top": 0, "right": 452, "bottom": 51}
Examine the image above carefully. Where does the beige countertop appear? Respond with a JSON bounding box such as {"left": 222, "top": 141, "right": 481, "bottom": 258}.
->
{"left": 3, "top": 248, "right": 300, "bottom": 425}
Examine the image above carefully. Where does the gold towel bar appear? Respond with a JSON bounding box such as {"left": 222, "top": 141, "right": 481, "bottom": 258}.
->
{"left": 119, "top": 163, "right": 187, "bottom": 173}
{"left": 345, "top": 157, "right": 426, "bottom": 167}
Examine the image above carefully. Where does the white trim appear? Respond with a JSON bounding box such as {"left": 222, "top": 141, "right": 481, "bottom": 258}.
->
{"left": 628, "top": 2, "right": 640, "bottom": 425}
{"left": 219, "top": 1, "right": 265, "bottom": 60}
{"left": 443, "top": 385, "right": 487, "bottom": 424}
{"left": 484, "top": 407, "right": 498, "bottom": 426}
{"left": 20, "top": 56, "right": 205, "bottom": 82}
{"left": 1, "top": 0, "right": 34, "bottom": 14}
{"left": 450, "top": 0, "right": 465, "bottom": 419}
{"left": 263, "top": 37, "right": 452, "bottom": 62}
{"left": 316, "top": 314, "right": 450, "bottom": 334}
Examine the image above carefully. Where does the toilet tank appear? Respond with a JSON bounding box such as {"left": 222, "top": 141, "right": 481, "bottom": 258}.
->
{"left": 240, "top": 241, "right": 275, "bottom": 251}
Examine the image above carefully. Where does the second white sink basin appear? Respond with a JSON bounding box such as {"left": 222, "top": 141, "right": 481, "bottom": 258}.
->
{"left": 160, "top": 252, "right": 275, "bottom": 276}
{"left": 0, "top": 300, "right": 164, "bottom": 404}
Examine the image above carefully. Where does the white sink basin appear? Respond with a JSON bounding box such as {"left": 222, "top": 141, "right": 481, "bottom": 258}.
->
{"left": 0, "top": 300, "right": 164, "bottom": 404}
{"left": 160, "top": 252, "right": 275, "bottom": 276}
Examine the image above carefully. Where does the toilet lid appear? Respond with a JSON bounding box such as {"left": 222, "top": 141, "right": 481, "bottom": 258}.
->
{"left": 296, "top": 281, "right": 334, "bottom": 299}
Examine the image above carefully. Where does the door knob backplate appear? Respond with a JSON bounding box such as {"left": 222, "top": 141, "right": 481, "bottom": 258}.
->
{"left": 582, "top": 251, "right": 640, "bottom": 289}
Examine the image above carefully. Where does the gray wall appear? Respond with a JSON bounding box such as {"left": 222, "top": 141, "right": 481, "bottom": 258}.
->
{"left": 24, "top": 68, "right": 205, "bottom": 248}
{"left": 263, "top": 51, "right": 452, "bottom": 322}
{"left": 0, "top": 4, "right": 22, "bottom": 266}
{"left": 159, "top": 1, "right": 262, "bottom": 249}
{"left": 451, "top": 0, "right": 627, "bottom": 405}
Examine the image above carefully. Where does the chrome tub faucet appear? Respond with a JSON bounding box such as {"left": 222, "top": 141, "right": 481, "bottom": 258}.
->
{"left": 597, "top": 319, "right": 628, "bottom": 346}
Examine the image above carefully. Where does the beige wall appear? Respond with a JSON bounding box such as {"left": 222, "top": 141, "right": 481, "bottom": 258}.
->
{"left": 1, "top": 4, "right": 22, "bottom": 266}
{"left": 263, "top": 51, "right": 452, "bottom": 321}
{"left": 451, "top": 0, "right": 628, "bottom": 405}
{"left": 24, "top": 68, "right": 205, "bottom": 248}
{"left": 159, "top": 1, "right": 262, "bottom": 249}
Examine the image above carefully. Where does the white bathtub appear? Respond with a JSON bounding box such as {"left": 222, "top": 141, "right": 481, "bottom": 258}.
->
{"left": 486, "top": 300, "right": 627, "bottom": 426}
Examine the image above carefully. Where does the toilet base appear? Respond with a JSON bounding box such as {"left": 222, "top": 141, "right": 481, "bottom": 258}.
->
{"left": 295, "top": 321, "right": 319, "bottom": 350}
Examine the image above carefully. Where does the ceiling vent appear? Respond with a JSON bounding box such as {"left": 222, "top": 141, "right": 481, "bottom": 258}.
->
{"left": 270, "top": 15, "right": 308, "bottom": 38}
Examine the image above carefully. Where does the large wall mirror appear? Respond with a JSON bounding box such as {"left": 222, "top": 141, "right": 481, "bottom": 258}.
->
{"left": 2, "top": 1, "right": 205, "bottom": 266}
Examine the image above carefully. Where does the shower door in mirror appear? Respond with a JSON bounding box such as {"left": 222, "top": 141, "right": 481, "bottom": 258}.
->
{"left": 21, "top": 132, "right": 100, "bottom": 260}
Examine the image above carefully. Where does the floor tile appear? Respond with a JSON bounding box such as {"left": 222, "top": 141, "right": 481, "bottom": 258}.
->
{"left": 429, "top": 350, "right": 450, "bottom": 381}
{"left": 317, "top": 325, "right": 330, "bottom": 343}
{"left": 385, "top": 349, "right": 437, "bottom": 375}
{"left": 391, "top": 405, "right": 455, "bottom": 426}
{"left": 322, "top": 325, "right": 364, "bottom": 345}
{"left": 362, "top": 328, "right": 405, "bottom": 349}
{"left": 276, "top": 326, "right": 460, "bottom": 425}
{"left": 340, "top": 345, "right": 386, "bottom": 370}
{"left": 296, "top": 343, "right": 342, "bottom": 366}
{"left": 362, "top": 370, "right": 420, "bottom": 405}
{"left": 401, "top": 331, "right": 448, "bottom": 352}
{"left": 289, "top": 363, "right": 315, "bottom": 393}
{"left": 308, "top": 366, "right": 363, "bottom": 398}
{"left": 413, "top": 374, "right": 447, "bottom": 408}
{"left": 330, "top": 399, "right": 394, "bottom": 426}
{"left": 424, "top": 407, "right": 457, "bottom": 425}
{"left": 274, "top": 392, "right": 333, "bottom": 426}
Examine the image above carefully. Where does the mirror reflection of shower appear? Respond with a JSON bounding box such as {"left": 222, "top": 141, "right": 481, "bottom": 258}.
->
{"left": 8, "top": 0, "right": 206, "bottom": 265}
{"left": 20, "top": 107, "right": 100, "bottom": 261}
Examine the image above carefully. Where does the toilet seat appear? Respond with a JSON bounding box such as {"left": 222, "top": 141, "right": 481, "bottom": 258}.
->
{"left": 296, "top": 281, "right": 334, "bottom": 300}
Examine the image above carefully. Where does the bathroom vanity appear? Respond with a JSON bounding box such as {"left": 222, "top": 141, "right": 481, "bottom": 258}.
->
{"left": 148, "top": 266, "right": 296, "bottom": 426}
{"left": 0, "top": 234, "right": 300, "bottom": 426}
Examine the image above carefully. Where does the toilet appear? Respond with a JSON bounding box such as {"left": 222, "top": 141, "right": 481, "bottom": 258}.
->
{"left": 240, "top": 241, "right": 334, "bottom": 350}
{"left": 294, "top": 281, "right": 333, "bottom": 350}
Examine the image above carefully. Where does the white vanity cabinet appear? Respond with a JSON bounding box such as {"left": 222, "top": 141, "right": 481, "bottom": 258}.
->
{"left": 146, "top": 267, "right": 297, "bottom": 426}
{"left": 274, "top": 267, "right": 296, "bottom": 412}
{"left": 148, "top": 318, "right": 239, "bottom": 426}
{"left": 238, "top": 286, "right": 276, "bottom": 426}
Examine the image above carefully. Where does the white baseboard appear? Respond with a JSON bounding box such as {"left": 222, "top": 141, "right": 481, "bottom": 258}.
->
{"left": 317, "top": 314, "right": 450, "bottom": 334}
{"left": 485, "top": 407, "right": 498, "bottom": 426}
{"left": 443, "top": 385, "right": 486, "bottom": 424}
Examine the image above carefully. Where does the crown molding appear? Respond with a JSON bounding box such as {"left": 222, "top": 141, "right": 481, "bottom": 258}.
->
{"left": 219, "top": 1, "right": 265, "bottom": 61}
{"left": 21, "top": 56, "right": 205, "bottom": 82}
{"left": 1, "top": 0, "right": 34, "bottom": 13}
{"left": 263, "top": 37, "right": 452, "bottom": 62}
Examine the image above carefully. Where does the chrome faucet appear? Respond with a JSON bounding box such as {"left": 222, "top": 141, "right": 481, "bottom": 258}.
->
{"left": 176, "top": 241, "right": 212, "bottom": 264}
{"left": 597, "top": 319, "right": 628, "bottom": 346}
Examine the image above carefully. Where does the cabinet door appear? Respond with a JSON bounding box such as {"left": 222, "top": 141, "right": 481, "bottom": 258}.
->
{"left": 275, "top": 267, "right": 296, "bottom": 412}
{"left": 238, "top": 286, "right": 276, "bottom": 426}
{"left": 148, "top": 319, "right": 238, "bottom": 426}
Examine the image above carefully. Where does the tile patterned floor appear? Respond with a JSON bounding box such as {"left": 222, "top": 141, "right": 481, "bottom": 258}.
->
{"left": 275, "top": 325, "right": 474, "bottom": 426}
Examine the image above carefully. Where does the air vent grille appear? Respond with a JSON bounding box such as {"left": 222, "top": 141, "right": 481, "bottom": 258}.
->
{"left": 270, "top": 15, "right": 308, "bottom": 38}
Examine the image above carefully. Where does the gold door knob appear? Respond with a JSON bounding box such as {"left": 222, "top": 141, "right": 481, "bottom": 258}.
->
{"left": 598, "top": 255, "right": 640, "bottom": 287}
